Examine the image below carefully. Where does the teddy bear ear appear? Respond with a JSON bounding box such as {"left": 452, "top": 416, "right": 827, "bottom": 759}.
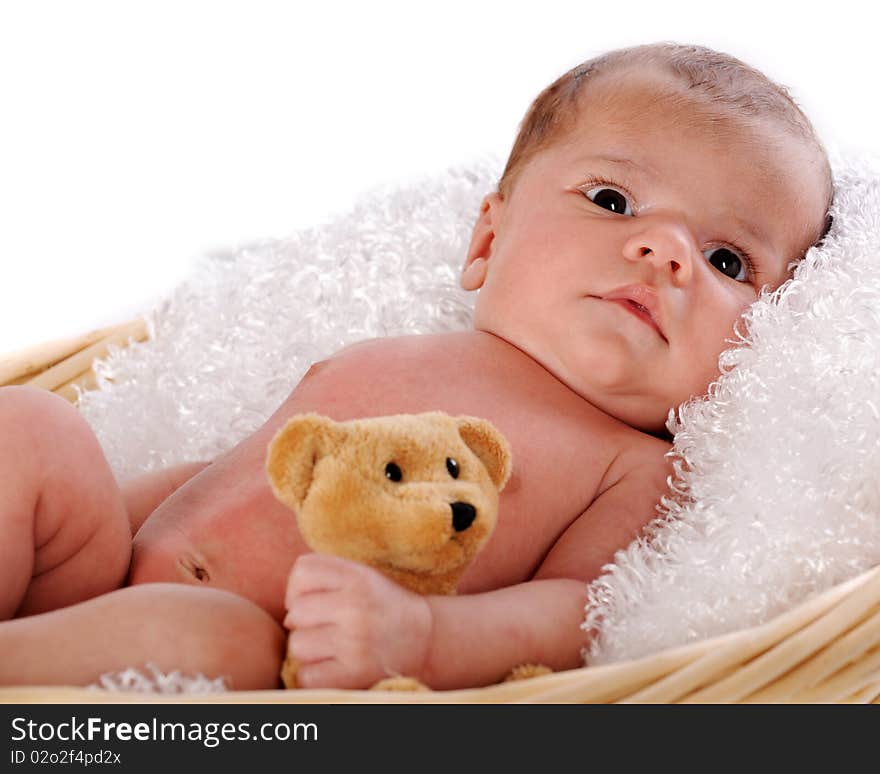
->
{"left": 456, "top": 416, "right": 512, "bottom": 492}
{"left": 266, "top": 413, "right": 343, "bottom": 511}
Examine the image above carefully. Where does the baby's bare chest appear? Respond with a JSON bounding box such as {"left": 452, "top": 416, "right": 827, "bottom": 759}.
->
{"left": 136, "top": 334, "right": 629, "bottom": 603}
{"left": 452, "top": 406, "right": 616, "bottom": 591}
{"left": 176, "top": 399, "right": 615, "bottom": 595}
{"left": 250, "top": 335, "right": 623, "bottom": 588}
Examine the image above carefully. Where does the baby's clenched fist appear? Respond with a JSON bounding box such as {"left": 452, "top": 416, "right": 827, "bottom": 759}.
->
{"left": 283, "top": 553, "right": 433, "bottom": 690}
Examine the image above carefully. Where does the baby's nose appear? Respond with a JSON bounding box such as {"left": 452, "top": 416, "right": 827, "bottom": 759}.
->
{"left": 622, "top": 215, "right": 697, "bottom": 283}
{"left": 450, "top": 501, "right": 477, "bottom": 532}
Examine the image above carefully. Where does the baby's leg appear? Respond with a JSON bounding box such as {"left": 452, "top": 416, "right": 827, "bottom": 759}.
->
{"left": 0, "top": 583, "right": 285, "bottom": 690}
{"left": 0, "top": 386, "right": 131, "bottom": 619}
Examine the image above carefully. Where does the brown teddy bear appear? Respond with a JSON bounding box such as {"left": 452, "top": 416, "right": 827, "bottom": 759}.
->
{"left": 266, "top": 411, "right": 550, "bottom": 690}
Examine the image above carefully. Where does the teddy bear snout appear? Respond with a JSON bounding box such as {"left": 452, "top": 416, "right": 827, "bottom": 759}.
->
{"left": 451, "top": 501, "right": 477, "bottom": 532}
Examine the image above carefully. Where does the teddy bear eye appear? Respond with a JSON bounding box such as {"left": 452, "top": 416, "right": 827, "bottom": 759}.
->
{"left": 446, "top": 458, "right": 459, "bottom": 479}
{"left": 384, "top": 462, "right": 403, "bottom": 482}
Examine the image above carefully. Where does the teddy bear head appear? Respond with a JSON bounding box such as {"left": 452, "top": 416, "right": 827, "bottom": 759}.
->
{"left": 266, "top": 412, "right": 512, "bottom": 595}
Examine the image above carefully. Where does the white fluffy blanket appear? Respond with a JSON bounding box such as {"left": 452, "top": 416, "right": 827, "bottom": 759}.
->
{"left": 77, "top": 154, "right": 880, "bottom": 681}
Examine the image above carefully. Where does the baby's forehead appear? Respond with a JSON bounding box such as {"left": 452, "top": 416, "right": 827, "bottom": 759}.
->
{"left": 574, "top": 72, "right": 775, "bottom": 147}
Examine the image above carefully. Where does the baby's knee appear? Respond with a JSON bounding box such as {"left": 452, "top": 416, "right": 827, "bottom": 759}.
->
{"left": 0, "top": 384, "right": 71, "bottom": 421}
{"left": 0, "top": 386, "right": 88, "bottom": 460}
{"left": 0, "top": 385, "right": 121, "bottom": 505}
{"left": 1, "top": 386, "right": 130, "bottom": 615}
{"left": 0, "top": 385, "right": 119, "bottom": 548}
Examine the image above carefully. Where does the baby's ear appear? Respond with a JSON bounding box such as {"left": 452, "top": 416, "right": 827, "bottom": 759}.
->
{"left": 461, "top": 192, "right": 504, "bottom": 291}
{"left": 266, "top": 414, "right": 343, "bottom": 511}
{"left": 456, "top": 415, "right": 512, "bottom": 492}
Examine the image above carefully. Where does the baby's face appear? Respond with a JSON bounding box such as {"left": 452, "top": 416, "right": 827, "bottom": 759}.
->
{"left": 462, "top": 74, "right": 828, "bottom": 433}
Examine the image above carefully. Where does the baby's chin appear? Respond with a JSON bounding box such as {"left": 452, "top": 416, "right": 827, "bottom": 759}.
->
{"left": 558, "top": 367, "right": 676, "bottom": 435}
{"left": 534, "top": 348, "right": 674, "bottom": 434}
{"left": 584, "top": 390, "right": 672, "bottom": 436}
{"left": 475, "top": 320, "right": 676, "bottom": 434}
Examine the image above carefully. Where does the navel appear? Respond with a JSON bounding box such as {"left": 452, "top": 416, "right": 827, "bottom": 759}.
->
{"left": 177, "top": 553, "right": 211, "bottom": 583}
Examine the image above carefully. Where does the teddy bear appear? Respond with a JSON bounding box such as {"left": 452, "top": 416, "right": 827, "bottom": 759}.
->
{"left": 265, "top": 410, "right": 550, "bottom": 690}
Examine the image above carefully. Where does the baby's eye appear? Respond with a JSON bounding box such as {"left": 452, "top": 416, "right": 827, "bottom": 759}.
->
{"left": 703, "top": 246, "right": 749, "bottom": 282}
{"left": 583, "top": 185, "right": 633, "bottom": 216}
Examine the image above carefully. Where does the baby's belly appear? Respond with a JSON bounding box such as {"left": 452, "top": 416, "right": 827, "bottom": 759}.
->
{"left": 128, "top": 526, "right": 216, "bottom": 596}
{"left": 128, "top": 452, "right": 309, "bottom": 623}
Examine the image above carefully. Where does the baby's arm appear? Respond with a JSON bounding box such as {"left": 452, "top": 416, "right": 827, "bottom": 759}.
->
{"left": 286, "top": 556, "right": 588, "bottom": 689}
{"left": 284, "top": 553, "right": 584, "bottom": 690}
{"left": 423, "top": 444, "right": 672, "bottom": 688}
{"left": 286, "top": 443, "right": 670, "bottom": 690}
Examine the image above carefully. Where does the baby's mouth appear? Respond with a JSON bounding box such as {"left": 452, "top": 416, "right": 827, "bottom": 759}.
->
{"left": 600, "top": 295, "right": 668, "bottom": 343}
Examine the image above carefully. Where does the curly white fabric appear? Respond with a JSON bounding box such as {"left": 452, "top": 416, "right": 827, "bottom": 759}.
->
{"left": 76, "top": 154, "right": 880, "bottom": 687}
{"left": 89, "top": 663, "right": 226, "bottom": 694}
{"left": 78, "top": 159, "right": 490, "bottom": 480}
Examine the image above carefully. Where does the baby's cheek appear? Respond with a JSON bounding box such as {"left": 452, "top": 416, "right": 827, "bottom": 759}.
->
{"left": 680, "top": 304, "right": 744, "bottom": 388}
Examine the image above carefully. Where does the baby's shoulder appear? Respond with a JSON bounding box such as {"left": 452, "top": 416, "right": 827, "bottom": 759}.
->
{"left": 309, "top": 332, "right": 538, "bottom": 398}
{"left": 324, "top": 331, "right": 493, "bottom": 362}
{"left": 288, "top": 332, "right": 503, "bottom": 420}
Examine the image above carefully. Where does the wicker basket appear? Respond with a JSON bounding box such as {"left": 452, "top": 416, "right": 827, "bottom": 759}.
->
{"left": 1, "top": 321, "right": 878, "bottom": 704}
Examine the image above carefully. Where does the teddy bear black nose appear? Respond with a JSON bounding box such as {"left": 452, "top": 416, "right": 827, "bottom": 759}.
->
{"left": 451, "top": 501, "right": 476, "bottom": 532}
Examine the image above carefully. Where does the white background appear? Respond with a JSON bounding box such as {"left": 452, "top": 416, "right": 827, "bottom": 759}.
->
{"left": 2, "top": 0, "right": 878, "bottom": 354}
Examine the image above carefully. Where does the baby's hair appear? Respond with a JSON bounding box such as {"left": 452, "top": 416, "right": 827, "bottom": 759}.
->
{"left": 499, "top": 42, "right": 833, "bottom": 246}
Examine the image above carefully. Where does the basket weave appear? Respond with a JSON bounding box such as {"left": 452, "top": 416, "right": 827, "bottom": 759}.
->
{"left": 1, "top": 321, "right": 878, "bottom": 704}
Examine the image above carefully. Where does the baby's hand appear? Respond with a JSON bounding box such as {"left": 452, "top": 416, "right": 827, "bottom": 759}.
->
{"left": 283, "top": 553, "right": 433, "bottom": 689}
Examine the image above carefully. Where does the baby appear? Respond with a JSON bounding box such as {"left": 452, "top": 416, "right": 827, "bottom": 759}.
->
{"left": 0, "top": 43, "right": 832, "bottom": 691}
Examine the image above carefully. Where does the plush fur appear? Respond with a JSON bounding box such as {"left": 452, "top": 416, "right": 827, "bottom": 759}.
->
{"left": 265, "top": 411, "right": 511, "bottom": 689}
{"left": 266, "top": 412, "right": 511, "bottom": 597}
